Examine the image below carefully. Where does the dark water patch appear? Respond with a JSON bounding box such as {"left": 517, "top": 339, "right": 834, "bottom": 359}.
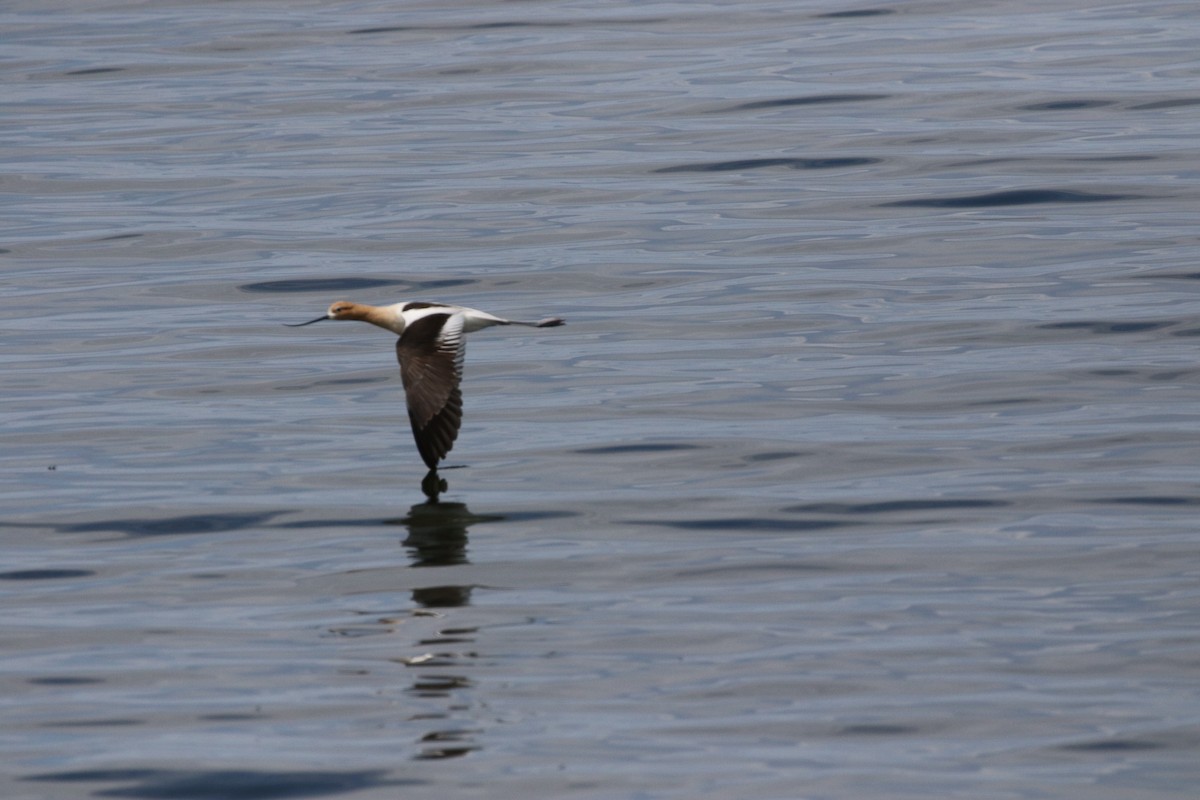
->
{"left": 881, "top": 189, "right": 1140, "bottom": 208}
{"left": 273, "top": 512, "right": 490, "bottom": 530}
{"left": 673, "top": 561, "right": 831, "bottom": 579}
{"left": 837, "top": 723, "right": 917, "bottom": 736}
{"left": 785, "top": 499, "right": 1008, "bottom": 515}
{"left": 1077, "top": 154, "right": 1157, "bottom": 162}
{"left": 575, "top": 443, "right": 703, "bottom": 455}
{"left": 1141, "top": 271, "right": 1200, "bottom": 280}
{"left": 1087, "top": 367, "right": 1193, "bottom": 382}
{"left": 0, "top": 568, "right": 94, "bottom": 580}
{"left": 22, "top": 768, "right": 415, "bottom": 798}
{"left": 44, "top": 718, "right": 143, "bottom": 728}
{"left": 417, "top": 635, "right": 474, "bottom": 646}
{"left": 950, "top": 155, "right": 1155, "bottom": 169}
{"left": 1019, "top": 99, "right": 1114, "bottom": 111}
{"left": 349, "top": 26, "right": 414, "bottom": 34}
{"left": 1058, "top": 738, "right": 1164, "bottom": 753}
{"left": 1129, "top": 97, "right": 1200, "bottom": 111}
{"left": 1102, "top": 496, "right": 1200, "bottom": 506}
{"left": 470, "top": 21, "right": 570, "bottom": 30}
{"left": 1172, "top": 327, "right": 1200, "bottom": 337}
{"left": 407, "top": 675, "right": 471, "bottom": 697}
{"left": 350, "top": 20, "right": 586, "bottom": 34}
{"left": 242, "top": 277, "right": 476, "bottom": 294}
{"left": 1143, "top": 368, "right": 1188, "bottom": 380}
{"left": 419, "top": 728, "right": 478, "bottom": 743}
{"left": 65, "top": 67, "right": 125, "bottom": 76}
{"left": 410, "top": 586, "right": 473, "bottom": 608}
{"left": 56, "top": 512, "right": 283, "bottom": 538}
{"left": 465, "top": 513, "right": 578, "bottom": 525}
{"left": 817, "top": 8, "right": 895, "bottom": 17}
{"left": 484, "top": 509, "right": 579, "bottom": 523}
{"left": 199, "top": 713, "right": 265, "bottom": 721}
{"left": 744, "top": 450, "right": 806, "bottom": 463}
{"left": 638, "top": 517, "right": 855, "bottom": 533}
{"left": 99, "top": 233, "right": 143, "bottom": 241}
{"left": 414, "top": 747, "right": 475, "bottom": 760}
{"left": 1037, "top": 320, "right": 1173, "bottom": 335}
{"left": 656, "top": 157, "right": 878, "bottom": 173}
{"left": 29, "top": 676, "right": 103, "bottom": 685}
{"left": 730, "top": 94, "right": 889, "bottom": 111}
{"left": 278, "top": 376, "right": 388, "bottom": 391}
{"left": 415, "top": 743, "right": 475, "bottom": 762}
{"left": 1148, "top": 369, "right": 1190, "bottom": 381}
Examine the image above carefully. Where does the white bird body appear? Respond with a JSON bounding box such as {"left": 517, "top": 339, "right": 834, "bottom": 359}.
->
{"left": 339, "top": 301, "right": 518, "bottom": 336}
{"left": 288, "top": 300, "right": 564, "bottom": 469}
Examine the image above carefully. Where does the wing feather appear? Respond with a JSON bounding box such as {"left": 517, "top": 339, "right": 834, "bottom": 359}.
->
{"left": 396, "top": 313, "right": 465, "bottom": 469}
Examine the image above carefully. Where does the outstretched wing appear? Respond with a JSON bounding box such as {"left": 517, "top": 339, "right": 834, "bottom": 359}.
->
{"left": 396, "top": 312, "right": 465, "bottom": 469}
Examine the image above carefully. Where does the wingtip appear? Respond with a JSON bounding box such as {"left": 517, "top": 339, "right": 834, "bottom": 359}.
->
{"left": 536, "top": 317, "right": 565, "bottom": 328}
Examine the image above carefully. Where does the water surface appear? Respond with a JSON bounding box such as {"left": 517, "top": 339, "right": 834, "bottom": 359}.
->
{"left": 3, "top": 1, "right": 1199, "bottom": 797}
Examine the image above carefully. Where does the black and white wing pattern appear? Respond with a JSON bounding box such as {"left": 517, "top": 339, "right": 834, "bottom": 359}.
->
{"left": 396, "top": 312, "right": 465, "bottom": 469}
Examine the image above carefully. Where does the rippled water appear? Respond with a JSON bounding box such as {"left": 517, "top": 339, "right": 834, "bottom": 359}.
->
{"left": 4, "top": 1, "right": 1200, "bottom": 797}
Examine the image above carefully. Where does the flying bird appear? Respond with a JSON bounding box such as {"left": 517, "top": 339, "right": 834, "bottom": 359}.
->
{"left": 287, "top": 300, "right": 564, "bottom": 470}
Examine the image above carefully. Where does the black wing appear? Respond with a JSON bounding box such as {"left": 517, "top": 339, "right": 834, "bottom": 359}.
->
{"left": 396, "top": 313, "right": 465, "bottom": 469}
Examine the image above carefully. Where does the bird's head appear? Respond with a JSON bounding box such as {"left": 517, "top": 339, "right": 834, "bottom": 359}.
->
{"left": 325, "top": 300, "right": 365, "bottom": 321}
{"left": 286, "top": 300, "right": 368, "bottom": 328}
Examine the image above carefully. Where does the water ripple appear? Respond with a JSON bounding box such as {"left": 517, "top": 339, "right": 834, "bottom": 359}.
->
{"left": 882, "top": 189, "right": 1143, "bottom": 208}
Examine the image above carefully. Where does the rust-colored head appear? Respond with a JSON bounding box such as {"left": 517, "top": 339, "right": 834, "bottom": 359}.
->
{"left": 285, "top": 300, "right": 404, "bottom": 334}
{"left": 325, "top": 301, "right": 369, "bottom": 321}
{"left": 285, "top": 300, "right": 369, "bottom": 328}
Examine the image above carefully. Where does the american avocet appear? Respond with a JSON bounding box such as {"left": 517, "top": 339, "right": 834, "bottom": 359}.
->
{"left": 287, "top": 300, "right": 564, "bottom": 470}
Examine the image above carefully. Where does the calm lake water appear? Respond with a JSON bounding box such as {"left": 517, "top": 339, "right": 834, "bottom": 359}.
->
{"left": 3, "top": 1, "right": 1199, "bottom": 797}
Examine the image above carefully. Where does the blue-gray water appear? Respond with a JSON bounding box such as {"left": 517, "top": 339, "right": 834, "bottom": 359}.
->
{"left": 3, "top": 1, "right": 1199, "bottom": 798}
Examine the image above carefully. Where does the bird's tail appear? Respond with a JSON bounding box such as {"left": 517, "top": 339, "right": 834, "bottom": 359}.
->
{"left": 508, "top": 317, "right": 565, "bottom": 328}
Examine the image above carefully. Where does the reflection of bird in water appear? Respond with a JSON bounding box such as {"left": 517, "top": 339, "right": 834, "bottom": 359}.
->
{"left": 288, "top": 300, "right": 564, "bottom": 477}
{"left": 391, "top": 499, "right": 502, "bottom": 567}
{"left": 389, "top": 499, "right": 504, "bottom": 607}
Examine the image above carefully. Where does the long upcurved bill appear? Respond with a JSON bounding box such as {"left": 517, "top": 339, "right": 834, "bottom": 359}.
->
{"left": 284, "top": 315, "right": 328, "bottom": 327}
